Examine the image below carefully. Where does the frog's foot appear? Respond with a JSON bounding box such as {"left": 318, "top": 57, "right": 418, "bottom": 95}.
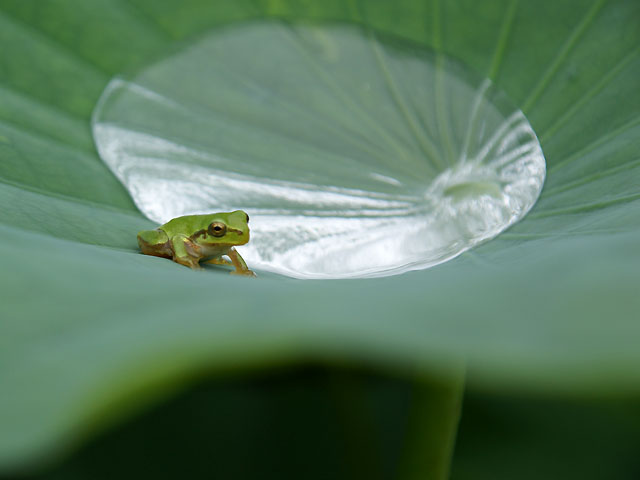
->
{"left": 230, "top": 269, "right": 257, "bottom": 277}
{"left": 173, "top": 255, "right": 203, "bottom": 270}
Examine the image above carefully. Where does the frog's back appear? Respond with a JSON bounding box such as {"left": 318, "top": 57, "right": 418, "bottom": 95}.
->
{"left": 159, "top": 214, "right": 215, "bottom": 238}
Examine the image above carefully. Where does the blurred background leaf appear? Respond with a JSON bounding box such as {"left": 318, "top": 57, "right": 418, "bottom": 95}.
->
{"left": 1, "top": 0, "right": 639, "bottom": 477}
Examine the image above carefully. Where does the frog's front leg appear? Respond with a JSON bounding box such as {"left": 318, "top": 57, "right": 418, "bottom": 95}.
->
{"left": 227, "top": 247, "right": 256, "bottom": 277}
{"left": 170, "top": 234, "right": 203, "bottom": 269}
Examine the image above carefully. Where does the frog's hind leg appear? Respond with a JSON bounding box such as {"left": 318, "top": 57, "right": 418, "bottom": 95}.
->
{"left": 137, "top": 229, "right": 171, "bottom": 258}
{"left": 170, "top": 234, "right": 203, "bottom": 269}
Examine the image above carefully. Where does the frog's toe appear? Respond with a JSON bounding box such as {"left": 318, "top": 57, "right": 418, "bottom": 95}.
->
{"left": 230, "top": 269, "right": 257, "bottom": 277}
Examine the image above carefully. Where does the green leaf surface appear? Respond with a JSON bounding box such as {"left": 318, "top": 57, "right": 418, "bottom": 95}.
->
{"left": 1, "top": 0, "right": 639, "bottom": 470}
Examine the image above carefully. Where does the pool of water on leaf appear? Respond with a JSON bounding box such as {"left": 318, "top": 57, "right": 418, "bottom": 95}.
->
{"left": 92, "top": 21, "right": 545, "bottom": 279}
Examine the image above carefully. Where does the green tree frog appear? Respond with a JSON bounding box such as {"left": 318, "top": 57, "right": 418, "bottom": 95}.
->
{"left": 137, "top": 210, "right": 256, "bottom": 276}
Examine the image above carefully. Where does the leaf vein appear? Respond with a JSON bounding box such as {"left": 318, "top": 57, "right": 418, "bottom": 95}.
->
{"left": 488, "top": 0, "right": 519, "bottom": 80}
{"left": 544, "top": 157, "right": 640, "bottom": 196}
{"left": 277, "top": 24, "right": 413, "bottom": 164}
{"left": 540, "top": 46, "right": 640, "bottom": 143}
{"left": 0, "top": 117, "right": 93, "bottom": 155}
{"left": 548, "top": 114, "right": 640, "bottom": 173}
{"left": 522, "top": 0, "right": 607, "bottom": 112}
{"left": 368, "top": 32, "right": 442, "bottom": 171}
{"left": 0, "top": 9, "right": 110, "bottom": 77}
{"left": 529, "top": 192, "right": 640, "bottom": 218}
{"left": 115, "top": 0, "right": 175, "bottom": 40}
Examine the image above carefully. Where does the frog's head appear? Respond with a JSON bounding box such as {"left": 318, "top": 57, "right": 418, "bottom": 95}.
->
{"left": 197, "top": 210, "right": 251, "bottom": 247}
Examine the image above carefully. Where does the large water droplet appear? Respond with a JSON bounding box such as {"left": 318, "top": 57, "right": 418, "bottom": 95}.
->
{"left": 92, "top": 22, "right": 545, "bottom": 278}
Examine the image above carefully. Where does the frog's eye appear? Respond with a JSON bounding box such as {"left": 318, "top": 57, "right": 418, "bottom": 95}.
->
{"left": 245, "top": 213, "right": 250, "bottom": 223}
{"left": 208, "top": 222, "right": 227, "bottom": 237}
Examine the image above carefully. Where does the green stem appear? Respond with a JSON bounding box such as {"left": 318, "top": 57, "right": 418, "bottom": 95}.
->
{"left": 399, "top": 363, "right": 466, "bottom": 480}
